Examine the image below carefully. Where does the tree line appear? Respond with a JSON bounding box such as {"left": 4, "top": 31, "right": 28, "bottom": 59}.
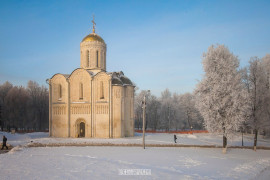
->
{"left": 134, "top": 89, "right": 204, "bottom": 131}
{"left": 0, "top": 81, "right": 49, "bottom": 131}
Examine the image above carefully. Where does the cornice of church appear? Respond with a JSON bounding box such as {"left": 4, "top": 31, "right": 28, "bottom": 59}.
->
{"left": 80, "top": 41, "right": 107, "bottom": 48}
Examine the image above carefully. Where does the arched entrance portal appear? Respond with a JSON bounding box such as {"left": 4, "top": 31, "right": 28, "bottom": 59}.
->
{"left": 76, "top": 119, "right": 86, "bottom": 138}
{"left": 79, "top": 122, "right": 85, "bottom": 137}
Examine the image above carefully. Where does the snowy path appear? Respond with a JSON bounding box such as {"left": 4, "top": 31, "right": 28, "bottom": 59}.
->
{"left": 1, "top": 131, "right": 269, "bottom": 148}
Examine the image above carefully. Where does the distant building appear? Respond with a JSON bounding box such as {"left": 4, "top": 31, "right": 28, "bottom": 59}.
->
{"left": 47, "top": 19, "right": 135, "bottom": 138}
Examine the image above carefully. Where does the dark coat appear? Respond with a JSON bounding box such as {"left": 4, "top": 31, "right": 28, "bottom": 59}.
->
{"left": 3, "top": 136, "right": 7, "bottom": 145}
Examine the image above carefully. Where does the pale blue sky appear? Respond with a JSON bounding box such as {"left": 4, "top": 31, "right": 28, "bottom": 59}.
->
{"left": 0, "top": 0, "right": 270, "bottom": 96}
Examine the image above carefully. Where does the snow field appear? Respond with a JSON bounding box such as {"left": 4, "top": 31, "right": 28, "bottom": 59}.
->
{"left": 1, "top": 146, "right": 270, "bottom": 180}
{"left": 1, "top": 132, "right": 270, "bottom": 179}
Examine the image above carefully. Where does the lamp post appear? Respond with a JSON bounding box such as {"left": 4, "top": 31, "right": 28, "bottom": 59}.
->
{"left": 142, "top": 90, "right": 150, "bottom": 149}
{"left": 186, "top": 110, "right": 193, "bottom": 134}
{"left": 168, "top": 106, "right": 170, "bottom": 132}
{"left": 0, "top": 105, "right": 2, "bottom": 131}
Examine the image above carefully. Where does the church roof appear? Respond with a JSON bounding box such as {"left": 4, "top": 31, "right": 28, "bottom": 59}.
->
{"left": 50, "top": 70, "right": 133, "bottom": 86}
{"left": 86, "top": 70, "right": 94, "bottom": 76}
{"left": 82, "top": 33, "right": 105, "bottom": 44}
{"left": 62, "top": 74, "right": 70, "bottom": 78}
{"left": 112, "top": 77, "right": 123, "bottom": 85}
{"left": 110, "top": 71, "right": 134, "bottom": 86}
{"left": 50, "top": 73, "right": 70, "bottom": 80}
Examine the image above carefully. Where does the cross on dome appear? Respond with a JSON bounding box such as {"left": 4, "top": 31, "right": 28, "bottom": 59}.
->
{"left": 92, "top": 15, "right": 96, "bottom": 33}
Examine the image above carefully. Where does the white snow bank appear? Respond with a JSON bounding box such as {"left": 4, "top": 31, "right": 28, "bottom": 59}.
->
{"left": 187, "top": 134, "right": 197, "bottom": 139}
{"left": 8, "top": 145, "right": 25, "bottom": 154}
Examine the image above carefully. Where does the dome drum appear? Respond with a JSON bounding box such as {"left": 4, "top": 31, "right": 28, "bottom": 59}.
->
{"left": 80, "top": 32, "right": 107, "bottom": 71}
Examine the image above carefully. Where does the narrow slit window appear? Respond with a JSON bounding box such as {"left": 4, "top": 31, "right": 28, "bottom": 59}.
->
{"left": 100, "top": 81, "right": 104, "bottom": 99}
{"left": 100, "top": 51, "right": 103, "bottom": 68}
{"left": 96, "top": 50, "right": 99, "bottom": 67}
{"left": 59, "top": 84, "right": 62, "bottom": 100}
{"left": 86, "top": 50, "right": 90, "bottom": 67}
{"left": 79, "top": 83, "right": 83, "bottom": 100}
{"left": 103, "top": 51, "right": 106, "bottom": 68}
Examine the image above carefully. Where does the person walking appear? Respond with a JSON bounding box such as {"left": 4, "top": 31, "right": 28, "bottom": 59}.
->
{"left": 1, "top": 135, "right": 8, "bottom": 150}
{"left": 174, "top": 134, "right": 177, "bottom": 143}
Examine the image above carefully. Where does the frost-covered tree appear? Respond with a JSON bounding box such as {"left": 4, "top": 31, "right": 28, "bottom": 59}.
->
{"left": 170, "top": 93, "right": 183, "bottom": 130}
{"left": 239, "top": 67, "right": 252, "bottom": 135}
{"left": 160, "top": 89, "right": 173, "bottom": 131}
{"left": 244, "top": 57, "right": 270, "bottom": 150}
{"left": 195, "top": 44, "right": 248, "bottom": 153}
{"left": 134, "top": 90, "right": 146, "bottom": 130}
{"left": 261, "top": 54, "right": 270, "bottom": 135}
{"left": 134, "top": 89, "right": 204, "bottom": 131}
{"left": 146, "top": 94, "right": 161, "bottom": 130}
{"left": 179, "top": 93, "right": 203, "bottom": 132}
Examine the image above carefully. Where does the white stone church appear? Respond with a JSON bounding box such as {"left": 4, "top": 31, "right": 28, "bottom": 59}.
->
{"left": 47, "top": 20, "right": 135, "bottom": 138}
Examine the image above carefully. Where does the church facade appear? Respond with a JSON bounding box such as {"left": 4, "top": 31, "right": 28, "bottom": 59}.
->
{"left": 47, "top": 21, "right": 135, "bottom": 138}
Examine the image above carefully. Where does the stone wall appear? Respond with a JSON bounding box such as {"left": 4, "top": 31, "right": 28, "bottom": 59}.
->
{"left": 50, "top": 74, "right": 68, "bottom": 137}
{"left": 112, "top": 85, "right": 123, "bottom": 138}
{"left": 50, "top": 71, "right": 135, "bottom": 138}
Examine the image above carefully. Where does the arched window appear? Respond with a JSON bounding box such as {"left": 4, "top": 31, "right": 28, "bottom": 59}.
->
{"left": 100, "top": 81, "right": 104, "bottom": 99}
{"left": 100, "top": 51, "right": 103, "bottom": 68}
{"left": 86, "top": 50, "right": 90, "bottom": 67}
{"left": 79, "top": 83, "right": 83, "bottom": 100}
{"left": 103, "top": 51, "right": 106, "bottom": 69}
{"left": 58, "top": 84, "right": 62, "bottom": 100}
{"left": 96, "top": 50, "right": 99, "bottom": 67}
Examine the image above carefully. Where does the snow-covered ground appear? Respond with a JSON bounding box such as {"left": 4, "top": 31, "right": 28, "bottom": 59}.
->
{"left": 1, "top": 132, "right": 270, "bottom": 179}
{"left": 1, "top": 131, "right": 270, "bottom": 147}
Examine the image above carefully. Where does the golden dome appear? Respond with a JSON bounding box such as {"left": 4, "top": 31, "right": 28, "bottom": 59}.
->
{"left": 82, "top": 33, "right": 105, "bottom": 43}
